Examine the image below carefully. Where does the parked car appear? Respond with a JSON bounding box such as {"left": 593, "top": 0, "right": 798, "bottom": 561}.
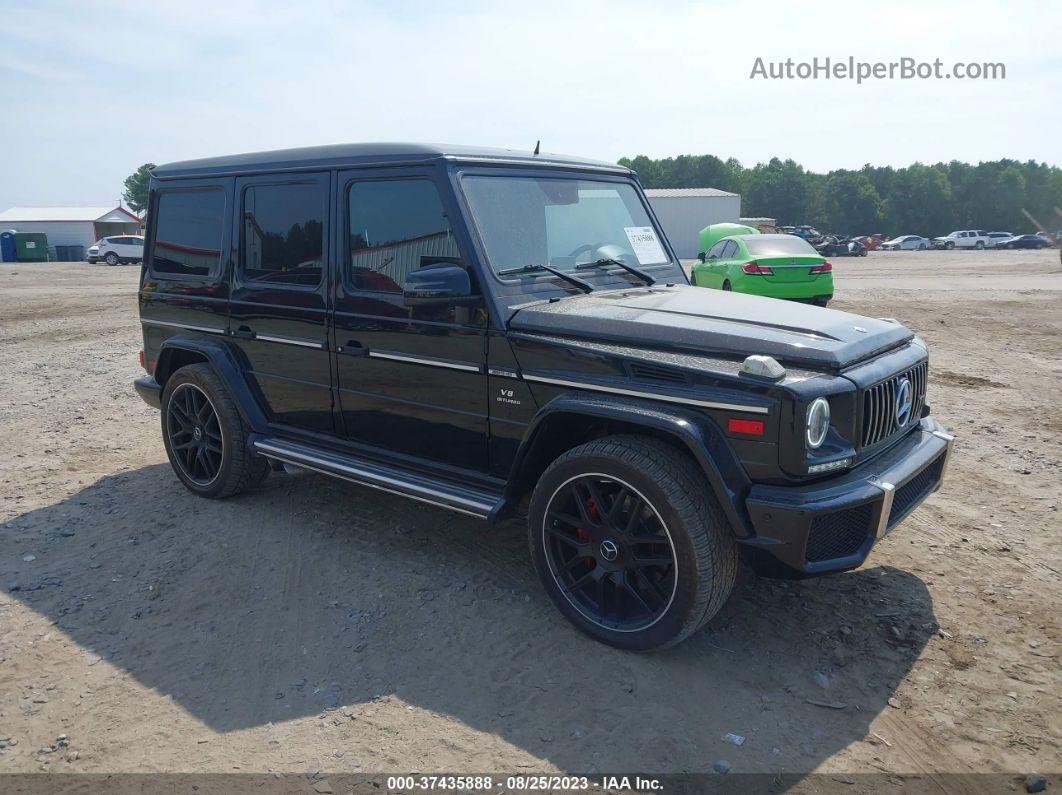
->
{"left": 783, "top": 225, "right": 822, "bottom": 240}
{"left": 692, "top": 233, "right": 833, "bottom": 306}
{"left": 882, "top": 235, "right": 929, "bottom": 251}
{"left": 1000, "top": 233, "right": 1053, "bottom": 249}
{"left": 88, "top": 235, "right": 145, "bottom": 265}
{"left": 930, "top": 230, "right": 991, "bottom": 250}
{"left": 854, "top": 234, "right": 885, "bottom": 251}
{"left": 134, "top": 142, "right": 953, "bottom": 651}
{"left": 985, "top": 232, "right": 1014, "bottom": 248}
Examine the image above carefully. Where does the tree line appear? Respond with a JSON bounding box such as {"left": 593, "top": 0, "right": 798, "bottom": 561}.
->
{"left": 618, "top": 154, "right": 1062, "bottom": 237}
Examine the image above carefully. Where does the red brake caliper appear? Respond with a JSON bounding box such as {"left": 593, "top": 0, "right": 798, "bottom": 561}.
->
{"left": 576, "top": 497, "right": 598, "bottom": 557}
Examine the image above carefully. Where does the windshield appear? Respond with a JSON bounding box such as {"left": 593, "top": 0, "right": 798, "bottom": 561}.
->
{"left": 461, "top": 175, "right": 674, "bottom": 276}
{"left": 743, "top": 235, "right": 819, "bottom": 257}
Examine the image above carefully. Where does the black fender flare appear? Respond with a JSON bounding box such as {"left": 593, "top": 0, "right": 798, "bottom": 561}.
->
{"left": 155, "top": 335, "right": 270, "bottom": 434}
{"left": 509, "top": 392, "right": 754, "bottom": 537}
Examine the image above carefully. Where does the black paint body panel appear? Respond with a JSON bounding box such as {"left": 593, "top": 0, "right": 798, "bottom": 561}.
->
{"left": 135, "top": 142, "right": 950, "bottom": 578}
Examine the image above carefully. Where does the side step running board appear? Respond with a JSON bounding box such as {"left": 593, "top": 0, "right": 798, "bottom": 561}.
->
{"left": 252, "top": 437, "right": 505, "bottom": 520}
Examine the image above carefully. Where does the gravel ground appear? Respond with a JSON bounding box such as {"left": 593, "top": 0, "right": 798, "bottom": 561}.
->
{"left": 0, "top": 250, "right": 1059, "bottom": 783}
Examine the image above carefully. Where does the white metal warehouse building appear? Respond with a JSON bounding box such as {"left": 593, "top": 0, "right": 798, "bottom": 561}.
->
{"left": 644, "top": 188, "right": 741, "bottom": 259}
{"left": 0, "top": 206, "right": 142, "bottom": 252}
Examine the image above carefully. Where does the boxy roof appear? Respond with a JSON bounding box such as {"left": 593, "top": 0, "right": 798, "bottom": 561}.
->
{"left": 153, "top": 142, "right": 630, "bottom": 180}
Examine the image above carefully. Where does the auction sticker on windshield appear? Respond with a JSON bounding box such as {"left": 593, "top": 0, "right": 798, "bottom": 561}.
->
{"left": 624, "top": 226, "right": 668, "bottom": 265}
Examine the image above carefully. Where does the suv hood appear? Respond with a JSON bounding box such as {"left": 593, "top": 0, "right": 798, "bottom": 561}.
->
{"left": 508, "top": 286, "right": 913, "bottom": 371}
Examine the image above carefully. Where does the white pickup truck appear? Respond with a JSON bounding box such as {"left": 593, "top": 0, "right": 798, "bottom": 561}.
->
{"left": 930, "top": 230, "right": 991, "bottom": 250}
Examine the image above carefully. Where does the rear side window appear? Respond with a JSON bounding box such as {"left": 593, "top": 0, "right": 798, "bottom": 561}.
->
{"left": 152, "top": 189, "right": 225, "bottom": 277}
{"left": 241, "top": 181, "right": 325, "bottom": 287}
{"left": 707, "top": 241, "right": 727, "bottom": 258}
{"left": 347, "top": 179, "right": 458, "bottom": 293}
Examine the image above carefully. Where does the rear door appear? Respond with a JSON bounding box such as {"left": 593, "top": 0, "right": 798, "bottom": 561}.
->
{"left": 117, "top": 236, "right": 140, "bottom": 259}
{"left": 227, "top": 172, "right": 334, "bottom": 434}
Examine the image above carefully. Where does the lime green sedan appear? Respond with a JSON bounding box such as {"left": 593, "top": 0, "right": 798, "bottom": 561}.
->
{"left": 691, "top": 234, "right": 833, "bottom": 306}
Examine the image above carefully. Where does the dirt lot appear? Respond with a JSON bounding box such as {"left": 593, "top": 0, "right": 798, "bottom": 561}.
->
{"left": 1, "top": 250, "right": 1060, "bottom": 784}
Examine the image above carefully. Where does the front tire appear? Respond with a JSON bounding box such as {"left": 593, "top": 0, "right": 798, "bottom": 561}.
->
{"left": 975, "top": 241, "right": 985, "bottom": 250}
{"left": 104, "top": 252, "right": 119, "bottom": 265}
{"left": 945, "top": 241, "right": 955, "bottom": 250}
{"left": 528, "top": 436, "right": 737, "bottom": 650}
{"left": 161, "top": 364, "right": 269, "bottom": 498}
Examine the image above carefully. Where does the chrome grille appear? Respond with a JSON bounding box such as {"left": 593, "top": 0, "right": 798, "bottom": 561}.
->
{"left": 860, "top": 361, "right": 927, "bottom": 448}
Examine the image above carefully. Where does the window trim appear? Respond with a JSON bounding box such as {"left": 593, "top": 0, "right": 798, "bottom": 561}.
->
{"left": 341, "top": 173, "right": 463, "bottom": 296}
{"left": 454, "top": 168, "right": 681, "bottom": 288}
{"left": 146, "top": 184, "right": 228, "bottom": 281}
{"left": 235, "top": 173, "right": 329, "bottom": 291}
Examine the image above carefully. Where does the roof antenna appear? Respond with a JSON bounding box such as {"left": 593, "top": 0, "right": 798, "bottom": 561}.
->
{"left": 533, "top": 140, "right": 540, "bottom": 156}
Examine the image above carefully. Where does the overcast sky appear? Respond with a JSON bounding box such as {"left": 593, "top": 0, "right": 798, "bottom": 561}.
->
{"left": 0, "top": 0, "right": 1058, "bottom": 208}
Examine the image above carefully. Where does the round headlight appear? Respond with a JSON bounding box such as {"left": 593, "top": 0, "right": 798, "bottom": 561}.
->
{"left": 806, "top": 397, "right": 830, "bottom": 449}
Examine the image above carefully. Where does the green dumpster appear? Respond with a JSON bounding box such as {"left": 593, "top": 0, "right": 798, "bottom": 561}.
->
{"left": 14, "top": 232, "right": 49, "bottom": 262}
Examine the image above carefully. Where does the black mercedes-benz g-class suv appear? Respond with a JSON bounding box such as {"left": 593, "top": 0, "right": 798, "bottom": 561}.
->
{"left": 134, "top": 143, "right": 953, "bottom": 650}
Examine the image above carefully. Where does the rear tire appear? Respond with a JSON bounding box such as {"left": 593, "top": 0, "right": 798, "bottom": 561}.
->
{"left": 722, "top": 280, "right": 732, "bottom": 291}
{"left": 975, "top": 241, "right": 984, "bottom": 250}
{"left": 161, "top": 364, "right": 269, "bottom": 499}
{"left": 528, "top": 435, "right": 737, "bottom": 651}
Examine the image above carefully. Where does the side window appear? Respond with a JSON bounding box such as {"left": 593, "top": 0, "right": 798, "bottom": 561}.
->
{"left": 720, "top": 240, "right": 738, "bottom": 259}
{"left": 707, "top": 241, "right": 727, "bottom": 259}
{"left": 347, "top": 179, "right": 458, "bottom": 293}
{"left": 152, "top": 189, "right": 225, "bottom": 277}
{"left": 241, "top": 181, "right": 325, "bottom": 287}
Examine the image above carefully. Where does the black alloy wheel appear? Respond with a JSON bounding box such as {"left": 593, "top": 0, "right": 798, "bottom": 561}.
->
{"left": 160, "top": 363, "right": 269, "bottom": 498}
{"left": 529, "top": 435, "right": 737, "bottom": 650}
{"left": 543, "top": 473, "right": 677, "bottom": 633}
{"left": 166, "top": 382, "right": 223, "bottom": 486}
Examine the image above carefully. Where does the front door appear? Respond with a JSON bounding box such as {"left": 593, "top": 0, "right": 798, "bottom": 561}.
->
{"left": 331, "top": 169, "right": 489, "bottom": 472}
{"left": 227, "top": 172, "right": 333, "bottom": 434}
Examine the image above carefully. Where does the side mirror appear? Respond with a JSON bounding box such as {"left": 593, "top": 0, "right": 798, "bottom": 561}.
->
{"left": 402, "top": 264, "right": 477, "bottom": 307}
{"left": 697, "top": 252, "right": 706, "bottom": 263}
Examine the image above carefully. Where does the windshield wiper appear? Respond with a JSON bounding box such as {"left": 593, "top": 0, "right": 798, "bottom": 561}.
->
{"left": 575, "top": 258, "right": 656, "bottom": 286}
{"left": 497, "top": 263, "right": 594, "bottom": 293}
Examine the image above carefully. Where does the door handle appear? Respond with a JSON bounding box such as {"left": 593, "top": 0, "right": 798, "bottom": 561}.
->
{"left": 337, "top": 340, "right": 368, "bottom": 356}
{"left": 232, "top": 327, "right": 255, "bottom": 340}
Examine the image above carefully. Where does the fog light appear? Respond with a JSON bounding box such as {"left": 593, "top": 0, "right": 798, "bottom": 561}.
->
{"left": 806, "top": 397, "right": 830, "bottom": 449}
{"left": 808, "top": 457, "right": 853, "bottom": 474}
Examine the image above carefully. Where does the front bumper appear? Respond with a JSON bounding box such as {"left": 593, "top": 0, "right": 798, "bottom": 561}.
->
{"left": 740, "top": 417, "right": 953, "bottom": 575}
{"left": 134, "top": 375, "right": 162, "bottom": 409}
